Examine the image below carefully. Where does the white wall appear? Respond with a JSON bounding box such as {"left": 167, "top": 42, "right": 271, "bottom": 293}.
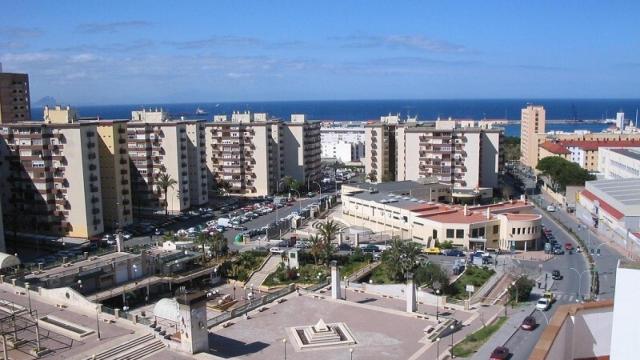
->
{"left": 610, "top": 265, "right": 640, "bottom": 360}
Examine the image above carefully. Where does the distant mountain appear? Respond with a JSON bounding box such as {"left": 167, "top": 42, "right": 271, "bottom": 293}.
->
{"left": 33, "top": 96, "right": 56, "bottom": 107}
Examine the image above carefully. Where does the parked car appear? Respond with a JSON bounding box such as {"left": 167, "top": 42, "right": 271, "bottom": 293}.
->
{"left": 564, "top": 242, "right": 574, "bottom": 251}
{"left": 536, "top": 298, "right": 551, "bottom": 311}
{"left": 269, "top": 247, "right": 285, "bottom": 254}
{"left": 521, "top": 316, "right": 537, "bottom": 331}
{"left": 546, "top": 205, "right": 556, "bottom": 212}
{"left": 490, "top": 346, "right": 510, "bottom": 360}
{"left": 423, "top": 247, "right": 442, "bottom": 255}
{"left": 552, "top": 270, "right": 563, "bottom": 280}
{"left": 553, "top": 247, "right": 565, "bottom": 255}
{"left": 444, "top": 249, "right": 465, "bottom": 257}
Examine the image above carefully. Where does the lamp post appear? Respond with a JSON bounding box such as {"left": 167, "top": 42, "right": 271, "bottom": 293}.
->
{"left": 290, "top": 189, "right": 302, "bottom": 213}
{"left": 344, "top": 276, "right": 348, "bottom": 301}
{"left": 349, "top": 347, "right": 354, "bottom": 360}
{"left": 433, "top": 281, "right": 441, "bottom": 323}
{"left": 282, "top": 338, "right": 287, "bottom": 359}
{"left": 277, "top": 180, "right": 286, "bottom": 239}
{"left": 450, "top": 324, "right": 455, "bottom": 358}
{"left": 96, "top": 305, "right": 102, "bottom": 340}
{"left": 436, "top": 337, "right": 440, "bottom": 359}
{"left": 569, "top": 267, "right": 590, "bottom": 301}
{"left": 25, "top": 282, "right": 32, "bottom": 314}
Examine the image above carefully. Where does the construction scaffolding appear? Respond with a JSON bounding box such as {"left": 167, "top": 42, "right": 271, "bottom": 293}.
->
{"left": 0, "top": 302, "right": 48, "bottom": 360}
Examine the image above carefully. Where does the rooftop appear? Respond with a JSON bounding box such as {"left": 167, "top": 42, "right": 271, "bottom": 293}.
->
{"left": 541, "top": 139, "right": 640, "bottom": 153}
{"left": 606, "top": 147, "right": 640, "bottom": 161}
{"left": 585, "top": 178, "right": 640, "bottom": 210}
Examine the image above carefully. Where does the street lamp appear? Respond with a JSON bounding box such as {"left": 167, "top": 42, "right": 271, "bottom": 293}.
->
{"left": 433, "top": 281, "right": 442, "bottom": 323}
{"left": 569, "top": 267, "right": 590, "bottom": 301}
{"left": 450, "top": 324, "right": 455, "bottom": 358}
{"left": 96, "top": 305, "right": 102, "bottom": 340}
{"left": 25, "top": 282, "right": 32, "bottom": 314}
{"left": 282, "top": 338, "right": 287, "bottom": 360}
{"left": 349, "top": 347, "right": 354, "bottom": 360}
{"left": 436, "top": 337, "right": 440, "bottom": 359}
{"left": 344, "top": 275, "right": 348, "bottom": 301}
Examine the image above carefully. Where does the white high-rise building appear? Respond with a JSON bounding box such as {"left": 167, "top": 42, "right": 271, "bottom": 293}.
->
{"left": 320, "top": 122, "right": 366, "bottom": 162}
{"left": 616, "top": 111, "right": 625, "bottom": 131}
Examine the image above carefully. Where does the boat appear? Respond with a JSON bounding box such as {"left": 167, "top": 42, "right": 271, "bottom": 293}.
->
{"left": 195, "top": 107, "right": 208, "bottom": 115}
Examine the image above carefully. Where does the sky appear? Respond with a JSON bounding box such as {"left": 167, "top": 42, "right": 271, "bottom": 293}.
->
{"left": 1, "top": 1, "right": 639, "bottom": 105}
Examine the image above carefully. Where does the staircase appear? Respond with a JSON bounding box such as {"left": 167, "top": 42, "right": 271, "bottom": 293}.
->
{"left": 85, "top": 334, "right": 165, "bottom": 360}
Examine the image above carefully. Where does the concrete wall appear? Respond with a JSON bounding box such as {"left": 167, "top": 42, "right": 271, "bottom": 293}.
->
{"left": 0, "top": 200, "right": 4, "bottom": 252}
{"left": 610, "top": 265, "right": 640, "bottom": 360}
{"left": 572, "top": 307, "right": 613, "bottom": 359}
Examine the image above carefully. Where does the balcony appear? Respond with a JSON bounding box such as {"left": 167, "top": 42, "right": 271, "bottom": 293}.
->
{"left": 122, "top": 199, "right": 130, "bottom": 205}
{"left": 89, "top": 174, "right": 98, "bottom": 182}
{"left": 121, "top": 179, "right": 129, "bottom": 185}
{"left": 90, "top": 186, "right": 99, "bottom": 193}
{"left": 91, "top": 196, "right": 100, "bottom": 204}
{"left": 120, "top": 159, "right": 128, "bottom": 165}
{"left": 88, "top": 164, "right": 97, "bottom": 171}
{"left": 87, "top": 141, "right": 96, "bottom": 149}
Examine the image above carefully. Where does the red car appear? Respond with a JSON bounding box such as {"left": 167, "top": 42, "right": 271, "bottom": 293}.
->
{"left": 521, "top": 316, "right": 537, "bottom": 331}
{"left": 490, "top": 346, "right": 510, "bottom": 360}
{"left": 564, "top": 243, "right": 574, "bottom": 251}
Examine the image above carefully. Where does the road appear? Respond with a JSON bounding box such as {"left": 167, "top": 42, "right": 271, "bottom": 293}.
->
{"left": 125, "top": 193, "right": 332, "bottom": 251}
{"left": 504, "top": 194, "right": 623, "bottom": 359}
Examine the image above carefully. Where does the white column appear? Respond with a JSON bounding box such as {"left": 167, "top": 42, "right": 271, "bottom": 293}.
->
{"left": 331, "top": 261, "right": 341, "bottom": 300}
{"left": 406, "top": 273, "right": 417, "bottom": 313}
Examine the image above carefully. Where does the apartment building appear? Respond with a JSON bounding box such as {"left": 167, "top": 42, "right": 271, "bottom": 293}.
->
{"left": 539, "top": 139, "right": 640, "bottom": 171}
{"left": 364, "top": 114, "right": 401, "bottom": 183}
{"left": 320, "top": 122, "right": 366, "bottom": 162}
{"left": 281, "top": 114, "right": 322, "bottom": 186}
{"left": 0, "top": 106, "right": 104, "bottom": 238}
{"left": 0, "top": 69, "right": 31, "bottom": 124}
{"left": 396, "top": 121, "right": 503, "bottom": 193}
{"left": 96, "top": 120, "right": 133, "bottom": 230}
{"left": 185, "top": 121, "right": 209, "bottom": 206}
{"left": 0, "top": 200, "right": 5, "bottom": 252}
{"left": 340, "top": 182, "right": 541, "bottom": 251}
{"left": 205, "top": 112, "right": 282, "bottom": 197}
{"left": 521, "top": 105, "right": 546, "bottom": 168}
{"left": 598, "top": 147, "right": 640, "bottom": 179}
{"left": 127, "top": 109, "right": 195, "bottom": 214}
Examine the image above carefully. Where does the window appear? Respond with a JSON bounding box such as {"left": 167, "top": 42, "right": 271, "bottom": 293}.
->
{"left": 446, "top": 229, "right": 454, "bottom": 238}
{"left": 511, "top": 227, "right": 516, "bottom": 235}
{"left": 433, "top": 230, "right": 438, "bottom": 239}
{"left": 471, "top": 228, "right": 478, "bottom": 238}
{"left": 456, "top": 229, "right": 464, "bottom": 239}
{"left": 478, "top": 227, "right": 485, "bottom": 237}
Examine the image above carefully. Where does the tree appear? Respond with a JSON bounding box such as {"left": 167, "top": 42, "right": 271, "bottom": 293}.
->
{"left": 367, "top": 171, "right": 377, "bottom": 182}
{"left": 503, "top": 136, "right": 521, "bottom": 162}
{"left": 509, "top": 275, "right": 535, "bottom": 302}
{"left": 536, "top": 156, "right": 595, "bottom": 193}
{"left": 156, "top": 173, "right": 177, "bottom": 215}
{"left": 414, "top": 262, "right": 450, "bottom": 290}
{"left": 439, "top": 240, "right": 454, "bottom": 250}
{"left": 501, "top": 186, "right": 513, "bottom": 201}
{"left": 382, "top": 239, "right": 422, "bottom": 282}
{"left": 315, "top": 220, "right": 343, "bottom": 243}
{"left": 195, "top": 233, "right": 212, "bottom": 260}
{"left": 210, "top": 232, "right": 228, "bottom": 260}
{"left": 215, "top": 179, "right": 232, "bottom": 195}
{"left": 308, "top": 234, "right": 324, "bottom": 265}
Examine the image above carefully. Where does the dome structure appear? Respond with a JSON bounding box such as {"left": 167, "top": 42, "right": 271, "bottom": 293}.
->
{"left": 153, "top": 298, "right": 180, "bottom": 322}
{"left": 0, "top": 253, "right": 20, "bottom": 270}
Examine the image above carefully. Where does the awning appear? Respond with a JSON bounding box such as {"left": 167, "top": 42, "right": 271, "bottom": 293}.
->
{"left": 0, "top": 253, "right": 21, "bottom": 269}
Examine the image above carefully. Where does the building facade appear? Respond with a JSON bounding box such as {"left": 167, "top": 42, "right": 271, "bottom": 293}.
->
{"left": 0, "top": 108, "right": 105, "bottom": 238}
{"left": 320, "top": 122, "right": 366, "bottom": 162}
{"left": 598, "top": 147, "right": 640, "bottom": 179}
{"left": 396, "top": 121, "right": 502, "bottom": 191}
{"left": 96, "top": 120, "right": 133, "bottom": 230}
{"left": 127, "top": 110, "right": 194, "bottom": 214}
{"left": 281, "top": 114, "right": 322, "bottom": 186}
{"left": 340, "top": 182, "right": 541, "bottom": 251}
{"left": 0, "top": 200, "right": 5, "bottom": 252}
{"left": 539, "top": 139, "right": 640, "bottom": 171}
{"left": 364, "top": 115, "right": 400, "bottom": 183}
{"left": 521, "top": 105, "right": 546, "bottom": 168}
{"left": 0, "top": 71, "right": 31, "bottom": 124}
{"left": 206, "top": 112, "right": 282, "bottom": 196}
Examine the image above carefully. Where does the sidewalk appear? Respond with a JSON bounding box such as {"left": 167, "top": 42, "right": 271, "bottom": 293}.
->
{"left": 245, "top": 254, "right": 281, "bottom": 288}
{"left": 470, "top": 273, "right": 553, "bottom": 359}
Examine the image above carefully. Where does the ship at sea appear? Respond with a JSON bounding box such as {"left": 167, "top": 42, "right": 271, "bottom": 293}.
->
{"left": 195, "top": 107, "right": 208, "bottom": 115}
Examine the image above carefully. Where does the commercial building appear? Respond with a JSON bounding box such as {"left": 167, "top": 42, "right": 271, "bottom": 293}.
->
{"left": 206, "top": 112, "right": 282, "bottom": 196}
{"left": 577, "top": 178, "right": 640, "bottom": 238}
{"left": 340, "top": 182, "right": 541, "bottom": 251}
{"left": 320, "top": 122, "right": 366, "bottom": 163}
{"left": 364, "top": 114, "right": 401, "bottom": 183}
{"left": 520, "top": 105, "right": 546, "bottom": 168}
{"left": 539, "top": 139, "right": 640, "bottom": 171}
{"left": 96, "top": 120, "right": 134, "bottom": 230}
{"left": 598, "top": 147, "right": 640, "bottom": 179}
{"left": 0, "top": 106, "right": 105, "bottom": 238}
{"left": 0, "top": 69, "right": 31, "bottom": 124}
{"left": 396, "top": 120, "right": 502, "bottom": 194}
{"left": 127, "top": 109, "right": 202, "bottom": 214}
{"left": 281, "top": 114, "right": 322, "bottom": 186}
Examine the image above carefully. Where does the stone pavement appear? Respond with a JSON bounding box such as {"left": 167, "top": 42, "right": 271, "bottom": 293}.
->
{"left": 470, "top": 273, "right": 554, "bottom": 360}
{"left": 245, "top": 254, "right": 281, "bottom": 288}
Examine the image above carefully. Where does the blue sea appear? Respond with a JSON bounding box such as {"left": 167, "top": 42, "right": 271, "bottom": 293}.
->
{"left": 32, "top": 99, "right": 640, "bottom": 137}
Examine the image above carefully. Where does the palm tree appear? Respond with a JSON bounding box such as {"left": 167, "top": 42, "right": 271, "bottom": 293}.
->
{"left": 210, "top": 231, "right": 228, "bottom": 260}
{"left": 383, "top": 239, "right": 422, "bottom": 282}
{"left": 308, "top": 235, "right": 323, "bottom": 265}
{"left": 367, "top": 171, "right": 377, "bottom": 182}
{"left": 315, "top": 220, "right": 343, "bottom": 243}
{"left": 156, "top": 173, "right": 177, "bottom": 215}
{"left": 216, "top": 179, "right": 232, "bottom": 195}
{"left": 195, "top": 232, "right": 212, "bottom": 260}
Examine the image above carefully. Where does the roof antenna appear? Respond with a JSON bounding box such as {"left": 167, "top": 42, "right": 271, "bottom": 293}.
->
{"left": 636, "top": 108, "right": 638, "bottom": 128}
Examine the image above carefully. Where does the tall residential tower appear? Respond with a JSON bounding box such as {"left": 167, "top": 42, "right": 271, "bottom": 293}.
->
{"left": 520, "top": 105, "right": 546, "bottom": 168}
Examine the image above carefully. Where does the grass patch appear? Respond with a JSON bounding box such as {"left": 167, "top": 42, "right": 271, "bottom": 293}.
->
{"left": 368, "top": 262, "right": 396, "bottom": 284}
{"left": 341, "top": 260, "right": 369, "bottom": 277}
{"left": 451, "top": 316, "right": 507, "bottom": 357}
{"left": 448, "top": 265, "right": 495, "bottom": 300}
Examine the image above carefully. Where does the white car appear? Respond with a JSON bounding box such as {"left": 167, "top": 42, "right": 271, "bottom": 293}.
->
{"left": 546, "top": 205, "right": 556, "bottom": 212}
{"left": 270, "top": 247, "right": 285, "bottom": 254}
{"left": 536, "top": 298, "right": 551, "bottom": 311}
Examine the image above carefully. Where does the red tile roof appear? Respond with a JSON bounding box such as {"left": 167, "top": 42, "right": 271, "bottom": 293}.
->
{"left": 580, "top": 190, "right": 624, "bottom": 220}
{"left": 541, "top": 140, "right": 640, "bottom": 154}
{"left": 408, "top": 200, "right": 535, "bottom": 224}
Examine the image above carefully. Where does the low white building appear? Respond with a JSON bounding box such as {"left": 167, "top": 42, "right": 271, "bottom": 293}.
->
{"left": 321, "top": 122, "right": 365, "bottom": 162}
{"left": 598, "top": 147, "right": 640, "bottom": 179}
